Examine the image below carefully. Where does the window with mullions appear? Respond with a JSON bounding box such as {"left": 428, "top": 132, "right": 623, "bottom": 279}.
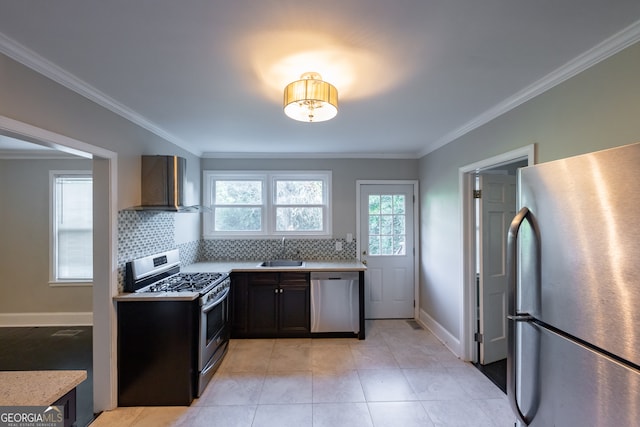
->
{"left": 51, "top": 172, "right": 93, "bottom": 282}
{"left": 274, "top": 179, "right": 324, "bottom": 232}
{"left": 213, "top": 179, "right": 264, "bottom": 232}
{"left": 368, "top": 194, "right": 406, "bottom": 255}
{"left": 203, "top": 171, "right": 331, "bottom": 237}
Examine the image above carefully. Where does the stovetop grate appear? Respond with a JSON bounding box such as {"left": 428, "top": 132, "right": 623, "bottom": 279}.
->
{"left": 143, "top": 272, "right": 226, "bottom": 293}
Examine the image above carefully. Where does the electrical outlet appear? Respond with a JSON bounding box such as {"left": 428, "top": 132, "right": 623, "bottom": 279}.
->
{"left": 335, "top": 241, "right": 343, "bottom": 251}
{"left": 346, "top": 233, "right": 353, "bottom": 243}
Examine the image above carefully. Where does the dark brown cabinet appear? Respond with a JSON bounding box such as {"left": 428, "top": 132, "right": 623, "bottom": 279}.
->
{"left": 231, "top": 272, "right": 310, "bottom": 338}
{"left": 52, "top": 388, "right": 77, "bottom": 427}
{"left": 230, "top": 272, "right": 249, "bottom": 335}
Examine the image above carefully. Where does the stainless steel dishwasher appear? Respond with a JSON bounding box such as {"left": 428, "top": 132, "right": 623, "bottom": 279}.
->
{"left": 310, "top": 271, "right": 359, "bottom": 333}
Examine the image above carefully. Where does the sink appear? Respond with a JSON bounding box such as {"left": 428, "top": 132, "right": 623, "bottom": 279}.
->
{"left": 259, "top": 260, "right": 304, "bottom": 267}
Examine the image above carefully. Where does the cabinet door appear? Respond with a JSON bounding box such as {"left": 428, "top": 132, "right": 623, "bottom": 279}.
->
{"left": 230, "top": 273, "right": 248, "bottom": 337}
{"left": 279, "top": 284, "right": 310, "bottom": 335}
{"left": 248, "top": 283, "right": 279, "bottom": 335}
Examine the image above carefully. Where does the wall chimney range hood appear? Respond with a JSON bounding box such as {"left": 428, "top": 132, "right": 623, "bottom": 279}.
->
{"left": 126, "top": 155, "right": 206, "bottom": 212}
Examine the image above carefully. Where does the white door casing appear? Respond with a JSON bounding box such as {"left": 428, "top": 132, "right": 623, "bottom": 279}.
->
{"left": 478, "top": 173, "right": 516, "bottom": 364}
{"left": 0, "top": 115, "right": 119, "bottom": 411}
{"left": 358, "top": 183, "right": 416, "bottom": 319}
{"left": 460, "top": 144, "right": 534, "bottom": 362}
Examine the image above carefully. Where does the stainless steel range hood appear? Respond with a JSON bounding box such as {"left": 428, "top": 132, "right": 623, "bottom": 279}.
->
{"left": 126, "top": 155, "right": 207, "bottom": 212}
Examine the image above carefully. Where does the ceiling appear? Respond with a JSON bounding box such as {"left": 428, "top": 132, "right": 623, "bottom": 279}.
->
{"left": 1, "top": 1, "right": 639, "bottom": 158}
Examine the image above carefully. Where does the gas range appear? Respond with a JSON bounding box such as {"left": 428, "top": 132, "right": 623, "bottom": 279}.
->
{"left": 119, "top": 249, "right": 231, "bottom": 404}
{"left": 140, "top": 272, "right": 226, "bottom": 294}
{"left": 124, "top": 249, "right": 229, "bottom": 305}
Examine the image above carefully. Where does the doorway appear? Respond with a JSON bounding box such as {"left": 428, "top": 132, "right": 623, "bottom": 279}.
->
{"left": 0, "top": 115, "right": 118, "bottom": 413}
{"left": 356, "top": 180, "right": 419, "bottom": 320}
{"left": 473, "top": 164, "right": 524, "bottom": 392}
{"left": 0, "top": 134, "right": 95, "bottom": 424}
{"left": 460, "top": 145, "right": 535, "bottom": 391}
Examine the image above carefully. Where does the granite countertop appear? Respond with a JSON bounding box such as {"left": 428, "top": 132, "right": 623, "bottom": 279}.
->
{"left": 181, "top": 260, "right": 367, "bottom": 273}
{"left": 0, "top": 370, "right": 87, "bottom": 406}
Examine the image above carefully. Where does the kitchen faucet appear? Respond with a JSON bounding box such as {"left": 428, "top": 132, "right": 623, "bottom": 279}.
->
{"left": 281, "top": 237, "right": 286, "bottom": 259}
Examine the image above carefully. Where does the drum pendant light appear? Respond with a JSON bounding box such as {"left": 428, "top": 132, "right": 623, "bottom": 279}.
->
{"left": 283, "top": 72, "right": 338, "bottom": 122}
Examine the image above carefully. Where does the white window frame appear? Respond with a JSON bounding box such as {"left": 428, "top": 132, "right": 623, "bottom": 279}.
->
{"left": 203, "top": 170, "right": 332, "bottom": 238}
{"left": 49, "top": 170, "right": 93, "bottom": 286}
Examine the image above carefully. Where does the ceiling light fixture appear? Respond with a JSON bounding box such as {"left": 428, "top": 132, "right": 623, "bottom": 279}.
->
{"left": 283, "top": 72, "right": 338, "bottom": 122}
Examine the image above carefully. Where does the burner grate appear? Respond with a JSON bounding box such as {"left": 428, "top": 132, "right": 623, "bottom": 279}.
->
{"left": 145, "top": 272, "right": 225, "bottom": 293}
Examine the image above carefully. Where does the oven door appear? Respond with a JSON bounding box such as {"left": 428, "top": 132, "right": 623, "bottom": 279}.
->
{"left": 199, "top": 285, "right": 230, "bottom": 371}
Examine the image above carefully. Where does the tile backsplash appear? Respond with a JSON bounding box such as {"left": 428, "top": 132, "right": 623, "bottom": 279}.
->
{"left": 117, "top": 211, "right": 356, "bottom": 289}
{"left": 198, "top": 238, "right": 356, "bottom": 262}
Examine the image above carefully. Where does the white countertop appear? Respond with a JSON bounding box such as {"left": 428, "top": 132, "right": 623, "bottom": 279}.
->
{"left": 114, "top": 291, "right": 199, "bottom": 301}
{"left": 0, "top": 370, "right": 87, "bottom": 406}
{"left": 181, "top": 260, "right": 366, "bottom": 273}
{"left": 115, "top": 261, "right": 366, "bottom": 300}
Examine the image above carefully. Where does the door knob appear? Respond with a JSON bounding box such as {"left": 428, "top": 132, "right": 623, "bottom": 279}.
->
{"left": 362, "top": 260, "right": 367, "bottom": 265}
{"left": 362, "top": 250, "right": 367, "bottom": 255}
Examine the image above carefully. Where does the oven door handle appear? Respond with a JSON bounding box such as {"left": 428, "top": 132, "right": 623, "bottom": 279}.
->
{"left": 202, "top": 286, "right": 230, "bottom": 313}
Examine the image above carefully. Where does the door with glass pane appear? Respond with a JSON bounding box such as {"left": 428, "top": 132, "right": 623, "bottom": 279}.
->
{"left": 360, "top": 184, "right": 415, "bottom": 319}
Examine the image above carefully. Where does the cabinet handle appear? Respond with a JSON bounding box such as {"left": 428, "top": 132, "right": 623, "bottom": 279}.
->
{"left": 274, "top": 288, "right": 278, "bottom": 294}
{"left": 279, "top": 288, "right": 283, "bottom": 293}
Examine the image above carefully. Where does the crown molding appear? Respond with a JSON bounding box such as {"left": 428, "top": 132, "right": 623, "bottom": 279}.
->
{"left": 418, "top": 19, "right": 640, "bottom": 158}
{"left": 201, "top": 151, "right": 420, "bottom": 159}
{"left": 0, "top": 32, "right": 201, "bottom": 156}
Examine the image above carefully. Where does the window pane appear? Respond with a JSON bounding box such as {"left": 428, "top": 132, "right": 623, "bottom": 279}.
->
{"left": 369, "top": 216, "right": 380, "bottom": 234}
{"left": 367, "top": 192, "right": 406, "bottom": 257}
{"left": 380, "top": 215, "right": 393, "bottom": 235}
{"left": 380, "top": 236, "right": 393, "bottom": 255}
{"left": 215, "top": 207, "right": 261, "bottom": 231}
{"left": 57, "top": 178, "right": 93, "bottom": 228}
{"left": 58, "top": 230, "right": 93, "bottom": 279}
{"left": 369, "top": 236, "right": 380, "bottom": 255}
{"left": 380, "top": 195, "right": 393, "bottom": 214}
{"left": 393, "top": 236, "right": 406, "bottom": 255}
{"left": 215, "top": 181, "right": 262, "bottom": 204}
{"left": 368, "top": 195, "right": 380, "bottom": 214}
{"left": 55, "top": 175, "right": 92, "bottom": 280}
{"left": 393, "top": 215, "right": 405, "bottom": 235}
{"left": 276, "top": 180, "right": 323, "bottom": 204}
{"left": 276, "top": 207, "right": 322, "bottom": 231}
{"left": 393, "top": 195, "right": 405, "bottom": 214}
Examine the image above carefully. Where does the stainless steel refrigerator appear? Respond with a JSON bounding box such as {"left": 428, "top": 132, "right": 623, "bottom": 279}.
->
{"left": 507, "top": 142, "right": 640, "bottom": 426}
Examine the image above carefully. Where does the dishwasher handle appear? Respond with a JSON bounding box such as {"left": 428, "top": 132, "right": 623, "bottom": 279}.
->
{"left": 310, "top": 271, "right": 360, "bottom": 281}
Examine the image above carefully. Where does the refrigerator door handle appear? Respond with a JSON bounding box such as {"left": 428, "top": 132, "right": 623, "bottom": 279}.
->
{"left": 507, "top": 207, "right": 539, "bottom": 426}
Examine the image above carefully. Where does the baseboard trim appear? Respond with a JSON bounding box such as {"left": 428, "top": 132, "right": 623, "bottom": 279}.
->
{"left": 418, "top": 308, "right": 463, "bottom": 358}
{"left": 0, "top": 312, "right": 93, "bottom": 327}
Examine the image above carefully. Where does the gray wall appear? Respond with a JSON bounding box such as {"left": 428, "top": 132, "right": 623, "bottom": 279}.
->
{"left": 0, "top": 53, "right": 202, "bottom": 212}
{"left": 0, "top": 158, "right": 93, "bottom": 313}
{"left": 201, "top": 158, "right": 419, "bottom": 238}
{"left": 0, "top": 53, "right": 202, "bottom": 317}
{"left": 418, "top": 41, "right": 640, "bottom": 344}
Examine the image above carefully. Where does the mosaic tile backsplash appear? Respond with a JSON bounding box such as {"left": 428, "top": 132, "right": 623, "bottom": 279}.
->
{"left": 118, "top": 211, "right": 357, "bottom": 289}
{"left": 198, "top": 238, "right": 357, "bottom": 262}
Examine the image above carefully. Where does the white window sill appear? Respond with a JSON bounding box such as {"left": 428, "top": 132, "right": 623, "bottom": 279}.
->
{"left": 49, "top": 281, "right": 93, "bottom": 287}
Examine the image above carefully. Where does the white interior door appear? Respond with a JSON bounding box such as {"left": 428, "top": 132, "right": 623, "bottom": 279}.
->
{"left": 360, "top": 184, "right": 415, "bottom": 319}
{"left": 478, "top": 173, "right": 516, "bottom": 364}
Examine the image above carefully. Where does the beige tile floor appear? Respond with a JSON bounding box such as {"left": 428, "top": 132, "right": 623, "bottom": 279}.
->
{"left": 90, "top": 320, "right": 515, "bottom": 427}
